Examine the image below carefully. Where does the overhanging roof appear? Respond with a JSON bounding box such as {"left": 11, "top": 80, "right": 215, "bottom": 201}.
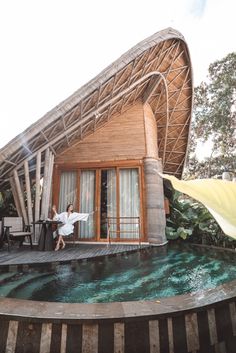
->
{"left": 0, "top": 27, "right": 193, "bottom": 189}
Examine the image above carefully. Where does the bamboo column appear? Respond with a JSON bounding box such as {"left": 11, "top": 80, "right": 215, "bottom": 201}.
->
{"left": 9, "top": 176, "right": 22, "bottom": 217}
{"left": 35, "top": 152, "right": 41, "bottom": 220}
{"left": 34, "top": 151, "right": 41, "bottom": 242}
{"left": 24, "top": 160, "right": 33, "bottom": 226}
{"left": 13, "top": 169, "right": 28, "bottom": 225}
{"left": 40, "top": 148, "right": 50, "bottom": 219}
{"left": 45, "top": 151, "right": 54, "bottom": 216}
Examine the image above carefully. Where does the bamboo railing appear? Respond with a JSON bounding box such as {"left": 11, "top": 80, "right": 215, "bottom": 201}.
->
{"left": 107, "top": 217, "right": 141, "bottom": 245}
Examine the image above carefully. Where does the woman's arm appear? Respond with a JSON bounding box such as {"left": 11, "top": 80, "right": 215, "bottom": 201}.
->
{"left": 52, "top": 205, "right": 60, "bottom": 220}
{"left": 71, "top": 212, "right": 90, "bottom": 223}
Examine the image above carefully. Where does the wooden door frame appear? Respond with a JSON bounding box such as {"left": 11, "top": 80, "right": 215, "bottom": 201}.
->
{"left": 52, "top": 160, "right": 146, "bottom": 242}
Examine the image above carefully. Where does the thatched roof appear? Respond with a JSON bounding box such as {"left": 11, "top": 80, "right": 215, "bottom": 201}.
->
{"left": 0, "top": 27, "right": 193, "bottom": 189}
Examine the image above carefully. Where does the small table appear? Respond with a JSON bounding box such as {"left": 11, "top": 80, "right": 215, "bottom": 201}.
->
{"left": 34, "top": 220, "right": 62, "bottom": 251}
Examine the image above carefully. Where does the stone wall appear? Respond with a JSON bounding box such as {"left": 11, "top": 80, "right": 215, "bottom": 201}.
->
{"left": 144, "top": 157, "right": 167, "bottom": 245}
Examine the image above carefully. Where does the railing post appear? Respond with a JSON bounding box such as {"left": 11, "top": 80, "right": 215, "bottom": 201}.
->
{"left": 138, "top": 217, "right": 141, "bottom": 248}
{"left": 107, "top": 218, "right": 110, "bottom": 246}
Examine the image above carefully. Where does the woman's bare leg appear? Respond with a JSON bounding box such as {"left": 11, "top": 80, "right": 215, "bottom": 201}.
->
{"left": 61, "top": 237, "right": 66, "bottom": 249}
{"left": 55, "top": 235, "right": 64, "bottom": 251}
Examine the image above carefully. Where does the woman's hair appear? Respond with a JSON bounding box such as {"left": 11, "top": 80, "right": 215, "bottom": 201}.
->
{"left": 66, "top": 204, "right": 73, "bottom": 212}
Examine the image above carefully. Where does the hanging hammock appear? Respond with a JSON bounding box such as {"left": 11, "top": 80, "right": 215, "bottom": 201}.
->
{"left": 160, "top": 174, "right": 236, "bottom": 239}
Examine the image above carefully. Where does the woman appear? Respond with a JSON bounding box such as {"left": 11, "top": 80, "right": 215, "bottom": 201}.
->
{"left": 52, "top": 204, "right": 90, "bottom": 251}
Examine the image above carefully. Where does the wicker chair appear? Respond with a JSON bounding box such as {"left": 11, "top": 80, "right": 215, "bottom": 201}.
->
{"left": 3, "top": 217, "right": 33, "bottom": 251}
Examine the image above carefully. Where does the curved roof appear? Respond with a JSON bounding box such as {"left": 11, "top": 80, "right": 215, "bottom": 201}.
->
{"left": 0, "top": 27, "right": 193, "bottom": 188}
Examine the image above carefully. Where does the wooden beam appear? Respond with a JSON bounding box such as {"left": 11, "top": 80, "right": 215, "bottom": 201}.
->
{"left": 156, "top": 40, "right": 179, "bottom": 73}
{"left": 40, "top": 131, "right": 57, "bottom": 155}
{"left": 64, "top": 103, "right": 80, "bottom": 127}
{"left": 4, "top": 160, "right": 17, "bottom": 166}
{"left": 24, "top": 160, "right": 33, "bottom": 226}
{"left": 13, "top": 169, "right": 28, "bottom": 225}
{"left": 163, "top": 70, "right": 190, "bottom": 168}
{"left": 23, "top": 144, "right": 32, "bottom": 155}
{"left": 164, "top": 115, "right": 191, "bottom": 165}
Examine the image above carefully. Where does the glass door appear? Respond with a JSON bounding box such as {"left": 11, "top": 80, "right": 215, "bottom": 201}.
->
{"left": 100, "top": 169, "right": 117, "bottom": 239}
{"left": 57, "top": 167, "right": 141, "bottom": 242}
{"left": 99, "top": 167, "right": 140, "bottom": 241}
{"left": 79, "top": 170, "right": 95, "bottom": 239}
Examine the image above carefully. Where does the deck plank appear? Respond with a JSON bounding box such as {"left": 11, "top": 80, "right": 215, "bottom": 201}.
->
{"left": 0, "top": 244, "right": 149, "bottom": 267}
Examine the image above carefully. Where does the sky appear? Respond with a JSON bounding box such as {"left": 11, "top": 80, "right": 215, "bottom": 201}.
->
{"left": 0, "top": 0, "right": 235, "bottom": 149}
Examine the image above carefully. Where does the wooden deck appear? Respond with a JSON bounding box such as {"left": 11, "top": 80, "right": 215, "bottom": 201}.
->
{"left": 0, "top": 243, "right": 149, "bottom": 269}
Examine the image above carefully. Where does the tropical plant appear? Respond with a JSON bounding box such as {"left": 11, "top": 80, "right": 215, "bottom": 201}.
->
{"left": 165, "top": 189, "right": 218, "bottom": 239}
{"left": 165, "top": 185, "right": 236, "bottom": 249}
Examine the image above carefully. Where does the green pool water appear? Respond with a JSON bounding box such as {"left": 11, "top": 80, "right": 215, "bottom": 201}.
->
{"left": 1, "top": 244, "right": 236, "bottom": 303}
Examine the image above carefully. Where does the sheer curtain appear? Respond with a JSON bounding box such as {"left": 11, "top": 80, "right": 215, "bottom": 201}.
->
{"left": 79, "top": 170, "right": 95, "bottom": 238}
{"left": 58, "top": 171, "right": 77, "bottom": 213}
{"left": 107, "top": 169, "right": 117, "bottom": 238}
{"left": 119, "top": 168, "right": 140, "bottom": 239}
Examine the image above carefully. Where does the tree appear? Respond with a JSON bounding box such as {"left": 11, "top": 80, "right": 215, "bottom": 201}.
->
{"left": 184, "top": 52, "right": 236, "bottom": 178}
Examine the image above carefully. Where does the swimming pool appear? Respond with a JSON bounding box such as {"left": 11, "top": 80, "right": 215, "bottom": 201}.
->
{"left": 1, "top": 244, "right": 236, "bottom": 303}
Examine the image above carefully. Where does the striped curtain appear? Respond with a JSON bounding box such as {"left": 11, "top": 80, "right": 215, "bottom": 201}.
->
{"left": 119, "top": 168, "right": 140, "bottom": 239}
{"left": 58, "top": 171, "right": 77, "bottom": 213}
{"left": 79, "top": 170, "right": 95, "bottom": 238}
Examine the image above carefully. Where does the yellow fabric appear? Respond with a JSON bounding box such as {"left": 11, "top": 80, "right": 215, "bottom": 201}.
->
{"left": 160, "top": 174, "right": 236, "bottom": 238}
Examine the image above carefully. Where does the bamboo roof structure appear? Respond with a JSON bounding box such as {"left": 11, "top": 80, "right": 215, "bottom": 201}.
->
{"left": 0, "top": 27, "right": 193, "bottom": 189}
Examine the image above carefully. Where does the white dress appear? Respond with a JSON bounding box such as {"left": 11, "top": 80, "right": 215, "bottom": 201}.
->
{"left": 53, "top": 212, "right": 89, "bottom": 236}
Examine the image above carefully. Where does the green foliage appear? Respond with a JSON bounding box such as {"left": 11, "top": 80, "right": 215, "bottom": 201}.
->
{"left": 165, "top": 187, "right": 218, "bottom": 241}
{"left": 165, "top": 184, "right": 236, "bottom": 249}
{"left": 0, "top": 190, "right": 17, "bottom": 219}
{"left": 185, "top": 52, "right": 236, "bottom": 178}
